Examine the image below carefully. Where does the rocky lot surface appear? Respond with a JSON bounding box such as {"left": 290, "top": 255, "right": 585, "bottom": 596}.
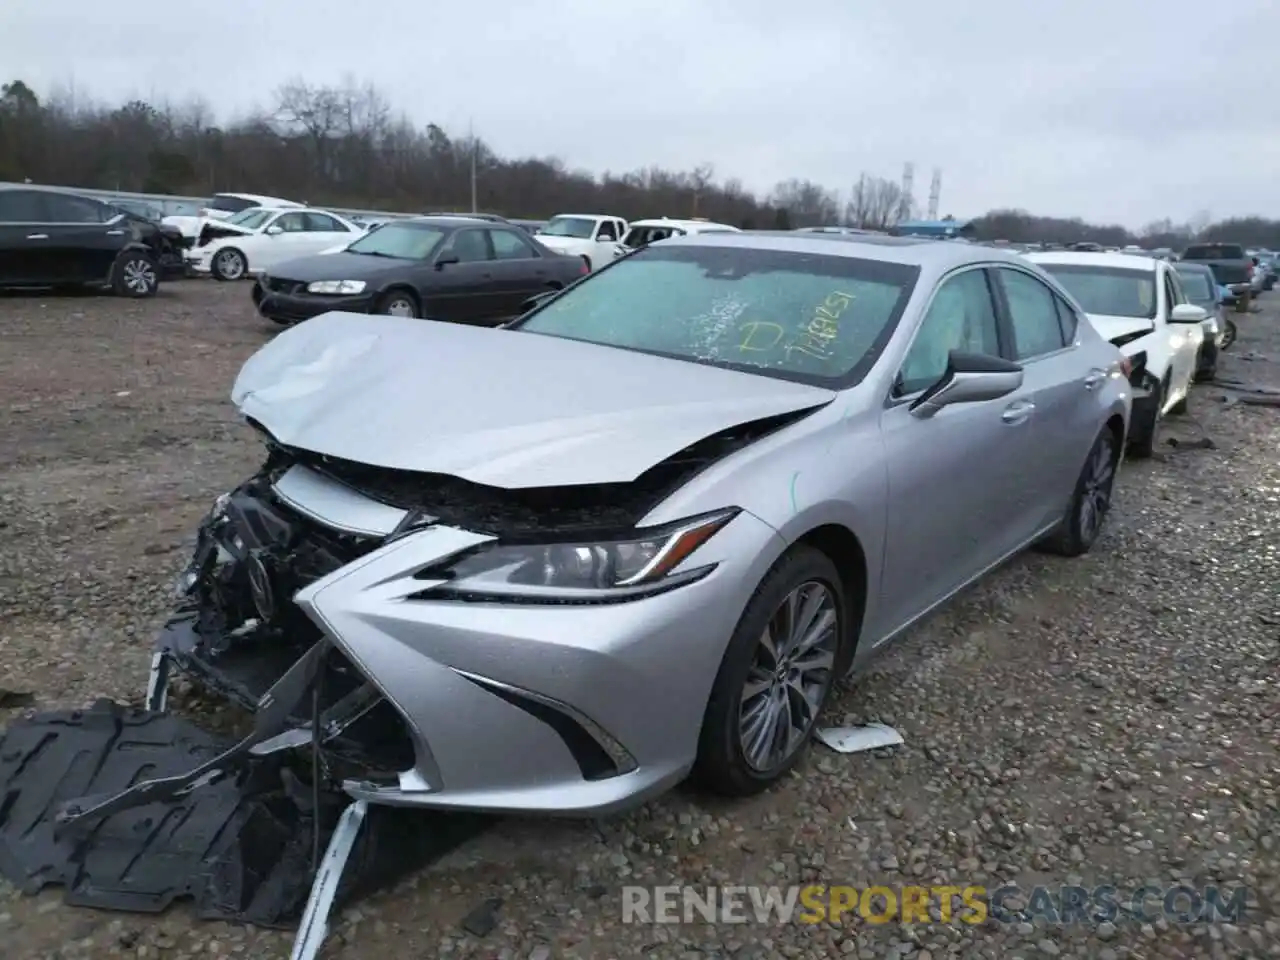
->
{"left": 0, "top": 281, "right": 1277, "bottom": 959}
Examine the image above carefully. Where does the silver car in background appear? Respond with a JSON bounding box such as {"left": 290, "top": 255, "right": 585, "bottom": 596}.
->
{"left": 162, "top": 233, "right": 1132, "bottom": 817}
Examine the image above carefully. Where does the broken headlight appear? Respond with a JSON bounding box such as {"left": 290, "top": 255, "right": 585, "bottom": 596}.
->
{"left": 417, "top": 509, "right": 738, "bottom": 601}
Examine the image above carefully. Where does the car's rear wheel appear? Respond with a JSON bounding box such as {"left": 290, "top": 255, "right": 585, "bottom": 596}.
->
{"left": 211, "top": 248, "right": 247, "bottom": 281}
{"left": 375, "top": 289, "right": 419, "bottom": 317}
{"left": 1039, "top": 426, "right": 1119, "bottom": 557}
{"left": 694, "top": 546, "right": 845, "bottom": 796}
{"left": 110, "top": 252, "right": 158, "bottom": 298}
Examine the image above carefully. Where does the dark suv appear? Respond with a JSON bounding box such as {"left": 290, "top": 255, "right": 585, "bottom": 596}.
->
{"left": 0, "top": 187, "right": 186, "bottom": 296}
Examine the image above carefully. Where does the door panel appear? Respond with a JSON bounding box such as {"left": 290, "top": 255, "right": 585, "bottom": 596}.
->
{"left": 44, "top": 224, "right": 120, "bottom": 282}
{"left": 878, "top": 397, "right": 1034, "bottom": 635}
{"left": 877, "top": 266, "right": 1033, "bottom": 634}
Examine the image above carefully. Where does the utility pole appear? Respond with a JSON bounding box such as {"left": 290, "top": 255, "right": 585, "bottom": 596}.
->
{"left": 469, "top": 118, "right": 478, "bottom": 213}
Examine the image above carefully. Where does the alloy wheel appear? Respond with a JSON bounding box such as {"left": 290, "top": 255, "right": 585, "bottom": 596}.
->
{"left": 1078, "top": 433, "right": 1116, "bottom": 544}
{"left": 217, "top": 250, "right": 245, "bottom": 279}
{"left": 122, "top": 258, "right": 156, "bottom": 294}
{"left": 738, "top": 581, "right": 838, "bottom": 772}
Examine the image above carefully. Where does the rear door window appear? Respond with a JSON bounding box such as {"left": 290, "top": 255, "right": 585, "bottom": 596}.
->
{"left": 0, "top": 190, "right": 49, "bottom": 222}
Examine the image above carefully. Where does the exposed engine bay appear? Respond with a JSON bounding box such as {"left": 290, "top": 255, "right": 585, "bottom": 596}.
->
{"left": 0, "top": 409, "right": 807, "bottom": 956}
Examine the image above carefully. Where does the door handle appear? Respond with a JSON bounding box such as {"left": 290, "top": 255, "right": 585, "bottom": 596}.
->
{"left": 1083, "top": 369, "right": 1107, "bottom": 390}
{"left": 106, "top": 229, "right": 125, "bottom": 236}
{"left": 26, "top": 234, "right": 48, "bottom": 240}
{"left": 1001, "top": 400, "right": 1035, "bottom": 424}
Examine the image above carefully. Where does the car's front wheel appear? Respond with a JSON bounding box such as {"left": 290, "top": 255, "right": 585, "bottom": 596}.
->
{"left": 375, "top": 289, "right": 420, "bottom": 317}
{"left": 211, "top": 248, "right": 247, "bottom": 281}
{"left": 694, "top": 545, "right": 846, "bottom": 796}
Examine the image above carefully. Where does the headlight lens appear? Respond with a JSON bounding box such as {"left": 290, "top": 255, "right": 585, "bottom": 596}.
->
{"left": 306, "top": 280, "right": 367, "bottom": 294}
{"left": 416, "top": 509, "right": 737, "bottom": 601}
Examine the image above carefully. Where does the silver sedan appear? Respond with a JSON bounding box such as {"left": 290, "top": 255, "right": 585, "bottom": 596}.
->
{"left": 162, "top": 231, "right": 1133, "bottom": 816}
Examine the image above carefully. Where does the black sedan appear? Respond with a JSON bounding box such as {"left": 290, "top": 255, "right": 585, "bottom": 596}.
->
{"left": 0, "top": 186, "right": 187, "bottom": 296}
{"left": 251, "top": 217, "right": 588, "bottom": 325}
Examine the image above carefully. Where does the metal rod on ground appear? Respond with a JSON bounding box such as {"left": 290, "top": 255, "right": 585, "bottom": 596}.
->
{"left": 291, "top": 799, "right": 368, "bottom": 960}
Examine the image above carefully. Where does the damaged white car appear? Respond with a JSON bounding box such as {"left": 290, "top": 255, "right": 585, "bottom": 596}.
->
{"left": 187, "top": 207, "right": 364, "bottom": 281}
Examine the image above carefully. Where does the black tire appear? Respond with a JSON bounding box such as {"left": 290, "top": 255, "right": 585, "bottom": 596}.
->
{"left": 110, "top": 252, "right": 158, "bottom": 298}
{"left": 1221, "top": 319, "right": 1237, "bottom": 350}
{"left": 211, "top": 247, "right": 247, "bottom": 281}
{"left": 1168, "top": 387, "right": 1189, "bottom": 416}
{"left": 1128, "top": 381, "right": 1165, "bottom": 460}
{"left": 694, "top": 545, "right": 848, "bottom": 797}
{"left": 375, "top": 289, "right": 420, "bottom": 317}
{"left": 1038, "top": 427, "right": 1119, "bottom": 557}
{"left": 581, "top": 255, "right": 593, "bottom": 271}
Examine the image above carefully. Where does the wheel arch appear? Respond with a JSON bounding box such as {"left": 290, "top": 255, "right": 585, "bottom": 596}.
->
{"left": 792, "top": 523, "right": 869, "bottom": 669}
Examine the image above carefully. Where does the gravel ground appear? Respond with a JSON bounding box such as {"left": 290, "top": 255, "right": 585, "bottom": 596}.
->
{"left": 0, "top": 280, "right": 1277, "bottom": 960}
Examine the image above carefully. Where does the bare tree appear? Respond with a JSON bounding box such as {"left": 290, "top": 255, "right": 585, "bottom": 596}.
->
{"left": 2, "top": 76, "right": 1278, "bottom": 249}
{"left": 846, "top": 174, "right": 904, "bottom": 230}
{"left": 768, "top": 178, "right": 840, "bottom": 227}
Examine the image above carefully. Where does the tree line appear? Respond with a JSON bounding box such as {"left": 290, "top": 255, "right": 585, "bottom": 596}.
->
{"left": 2, "top": 77, "right": 1278, "bottom": 248}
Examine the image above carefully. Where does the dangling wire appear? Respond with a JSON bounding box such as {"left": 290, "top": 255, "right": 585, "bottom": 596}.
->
{"left": 310, "top": 671, "right": 323, "bottom": 877}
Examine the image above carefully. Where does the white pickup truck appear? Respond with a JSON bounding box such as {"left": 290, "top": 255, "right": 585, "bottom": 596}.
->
{"left": 533, "top": 214, "right": 628, "bottom": 270}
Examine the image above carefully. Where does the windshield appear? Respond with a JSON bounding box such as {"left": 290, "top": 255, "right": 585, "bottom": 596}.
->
{"left": 540, "top": 216, "right": 597, "bottom": 239}
{"left": 1175, "top": 269, "right": 1215, "bottom": 301}
{"left": 513, "top": 244, "right": 918, "bottom": 385}
{"left": 1039, "top": 265, "right": 1157, "bottom": 320}
{"left": 345, "top": 223, "right": 445, "bottom": 259}
{"left": 226, "top": 208, "right": 274, "bottom": 230}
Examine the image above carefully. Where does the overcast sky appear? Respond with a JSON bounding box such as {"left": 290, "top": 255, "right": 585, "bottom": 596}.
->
{"left": 2, "top": 0, "right": 1277, "bottom": 227}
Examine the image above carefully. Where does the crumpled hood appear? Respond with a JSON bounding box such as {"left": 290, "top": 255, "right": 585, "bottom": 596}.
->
{"left": 1084, "top": 313, "right": 1155, "bottom": 348}
{"left": 232, "top": 312, "right": 835, "bottom": 488}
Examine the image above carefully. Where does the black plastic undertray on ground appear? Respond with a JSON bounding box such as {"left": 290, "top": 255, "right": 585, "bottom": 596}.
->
{"left": 0, "top": 701, "right": 490, "bottom": 927}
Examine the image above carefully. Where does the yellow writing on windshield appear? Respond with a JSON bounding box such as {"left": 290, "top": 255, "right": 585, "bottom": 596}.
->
{"left": 738, "top": 321, "right": 787, "bottom": 352}
{"left": 787, "top": 291, "right": 856, "bottom": 361}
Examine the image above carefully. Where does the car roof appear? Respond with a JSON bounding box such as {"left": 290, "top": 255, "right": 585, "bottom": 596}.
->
{"left": 666, "top": 230, "right": 1030, "bottom": 269}
{"left": 404, "top": 215, "right": 498, "bottom": 227}
{"left": 215, "top": 192, "right": 298, "bottom": 204}
{"left": 1173, "top": 260, "right": 1213, "bottom": 273}
{"left": 1026, "top": 250, "right": 1159, "bottom": 272}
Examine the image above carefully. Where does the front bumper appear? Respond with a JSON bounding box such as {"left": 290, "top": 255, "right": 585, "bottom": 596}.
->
{"left": 251, "top": 281, "right": 375, "bottom": 323}
{"left": 160, "top": 459, "right": 780, "bottom": 816}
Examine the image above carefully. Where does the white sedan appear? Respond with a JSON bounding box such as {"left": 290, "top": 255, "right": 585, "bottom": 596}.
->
{"left": 187, "top": 207, "right": 364, "bottom": 281}
{"left": 1027, "top": 251, "right": 1205, "bottom": 457}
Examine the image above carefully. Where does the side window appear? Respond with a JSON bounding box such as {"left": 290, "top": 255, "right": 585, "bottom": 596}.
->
{"left": 273, "top": 213, "right": 307, "bottom": 232}
{"left": 488, "top": 228, "right": 536, "bottom": 260}
{"left": 898, "top": 269, "right": 1001, "bottom": 395}
{"left": 1053, "top": 296, "right": 1079, "bottom": 344}
{"left": 595, "top": 220, "right": 617, "bottom": 241}
{"left": 997, "top": 268, "right": 1068, "bottom": 360}
{"left": 303, "top": 212, "right": 346, "bottom": 232}
{"left": 0, "top": 190, "right": 48, "bottom": 222}
{"left": 46, "top": 194, "right": 110, "bottom": 223}
{"left": 444, "top": 228, "right": 492, "bottom": 263}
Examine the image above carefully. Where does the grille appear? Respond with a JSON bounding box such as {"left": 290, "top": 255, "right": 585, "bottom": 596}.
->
{"left": 265, "top": 277, "right": 307, "bottom": 295}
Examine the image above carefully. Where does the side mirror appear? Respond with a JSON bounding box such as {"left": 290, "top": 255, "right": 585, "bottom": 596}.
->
{"left": 909, "top": 351, "right": 1024, "bottom": 419}
{"left": 265, "top": 225, "right": 283, "bottom": 236}
{"left": 1169, "top": 303, "right": 1207, "bottom": 324}
{"left": 435, "top": 254, "right": 459, "bottom": 270}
